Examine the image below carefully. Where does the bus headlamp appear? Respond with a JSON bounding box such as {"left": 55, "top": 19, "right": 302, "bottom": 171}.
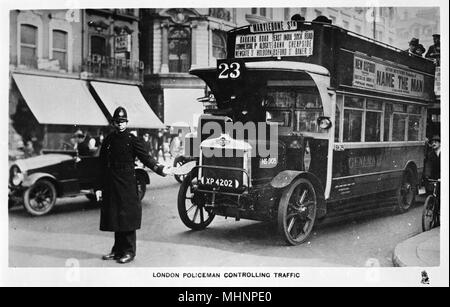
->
{"left": 317, "top": 117, "right": 332, "bottom": 129}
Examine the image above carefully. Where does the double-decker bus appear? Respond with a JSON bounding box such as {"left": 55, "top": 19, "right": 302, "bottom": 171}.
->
{"left": 177, "top": 18, "right": 436, "bottom": 245}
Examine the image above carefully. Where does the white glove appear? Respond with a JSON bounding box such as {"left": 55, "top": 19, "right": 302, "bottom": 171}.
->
{"left": 162, "top": 166, "right": 174, "bottom": 176}
{"left": 95, "top": 190, "right": 102, "bottom": 202}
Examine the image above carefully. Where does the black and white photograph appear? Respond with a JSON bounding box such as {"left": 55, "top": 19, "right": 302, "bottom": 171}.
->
{"left": 0, "top": 0, "right": 448, "bottom": 288}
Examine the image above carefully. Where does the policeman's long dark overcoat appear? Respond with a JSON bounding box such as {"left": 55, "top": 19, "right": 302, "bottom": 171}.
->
{"left": 99, "top": 130, "right": 165, "bottom": 232}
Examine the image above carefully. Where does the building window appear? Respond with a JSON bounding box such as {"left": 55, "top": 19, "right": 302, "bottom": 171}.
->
{"left": 392, "top": 114, "right": 407, "bottom": 141}
{"left": 343, "top": 20, "right": 350, "bottom": 29}
{"left": 329, "top": 15, "right": 336, "bottom": 24}
{"left": 168, "top": 27, "right": 191, "bottom": 73}
{"left": 251, "top": 7, "right": 270, "bottom": 18}
{"left": 52, "top": 30, "right": 68, "bottom": 70}
{"left": 376, "top": 31, "right": 383, "bottom": 41}
{"left": 91, "top": 35, "right": 107, "bottom": 57}
{"left": 260, "top": 8, "right": 267, "bottom": 17}
{"left": 20, "top": 24, "right": 38, "bottom": 67}
{"left": 212, "top": 30, "right": 227, "bottom": 59}
{"left": 284, "top": 8, "right": 290, "bottom": 20}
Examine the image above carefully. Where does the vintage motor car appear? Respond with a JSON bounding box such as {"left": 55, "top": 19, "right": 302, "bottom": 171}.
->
{"left": 8, "top": 150, "right": 150, "bottom": 216}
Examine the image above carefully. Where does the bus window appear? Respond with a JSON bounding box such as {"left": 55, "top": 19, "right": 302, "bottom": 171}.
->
{"left": 344, "top": 96, "right": 364, "bottom": 108}
{"left": 384, "top": 103, "right": 393, "bottom": 141}
{"left": 366, "top": 99, "right": 383, "bottom": 111}
{"left": 365, "top": 99, "right": 383, "bottom": 142}
{"left": 407, "top": 105, "right": 422, "bottom": 114}
{"left": 265, "top": 87, "right": 323, "bottom": 133}
{"left": 365, "top": 111, "right": 381, "bottom": 142}
{"left": 267, "top": 91, "right": 295, "bottom": 108}
{"left": 393, "top": 103, "right": 407, "bottom": 113}
{"left": 335, "top": 99, "right": 341, "bottom": 142}
{"left": 293, "top": 92, "right": 323, "bottom": 133}
{"left": 294, "top": 110, "right": 321, "bottom": 132}
{"left": 343, "top": 109, "right": 363, "bottom": 142}
{"left": 295, "top": 93, "right": 322, "bottom": 109}
{"left": 266, "top": 110, "right": 291, "bottom": 127}
{"left": 408, "top": 115, "right": 421, "bottom": 141}
{"left": 392, "top": 114, "right": 407, "bottom": 141}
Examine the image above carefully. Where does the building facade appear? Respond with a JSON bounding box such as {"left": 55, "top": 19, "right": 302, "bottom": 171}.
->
{"left": 395, "top": 7, "right": 440, "bottom": 51}
{"left": 9, "top": 9, "right": 162, "bottom": 158}
{"left": 140, "top": 7, "right": 399, "bottom": 127}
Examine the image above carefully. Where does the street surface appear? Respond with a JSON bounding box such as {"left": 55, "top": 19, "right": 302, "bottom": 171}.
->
{"left": 9, "top": 172, "right": 425, "bottom": 267}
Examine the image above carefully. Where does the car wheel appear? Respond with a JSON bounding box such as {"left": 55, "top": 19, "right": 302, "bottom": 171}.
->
{"left": 178, "top": 173, "right": 215, "bottom": 230}
{"left": 277, "top": 178, "right": 317, "bottom": 245}
{"left": 23, "top": 179, "right": 57, "bottom": 216}
{"left": 396, "top": 168, "right": 417, "bottom": 213}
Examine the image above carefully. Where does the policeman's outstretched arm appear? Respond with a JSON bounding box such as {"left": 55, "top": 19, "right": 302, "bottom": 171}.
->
{"left": 132, "top": 136, "right": 168, "bottom": 176}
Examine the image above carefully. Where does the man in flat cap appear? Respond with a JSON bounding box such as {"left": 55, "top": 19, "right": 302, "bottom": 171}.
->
{"left": 425, "top": 34, "right": 440, "bottom": 65}
{"left": 97, "top": 106, "right": 172, "bottom": 264}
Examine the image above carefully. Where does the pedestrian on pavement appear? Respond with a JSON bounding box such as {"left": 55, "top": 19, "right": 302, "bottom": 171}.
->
{"left": 97, "top": 106, "right": 172, "bottom": 264}
{"left": 169, "top": 130, "right": 183, "bottom": 158}
{"left": 156, "top": 130, "right": 166, "bottom": 162}
{"left": 425, "top": 34, "right": 440, "bottom": 65}
{"left": 142, "top": 132, "right": 153, "bottom": 156}
{"left": 74, "top": 129, "right": 97, "bottom": 156}
{"left": 423, "top": 135, "right": 440, "bottom": 195}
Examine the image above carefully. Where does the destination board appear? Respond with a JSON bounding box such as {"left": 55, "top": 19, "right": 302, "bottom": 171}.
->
{"left": 234, "top": 30, "right": 314, "bottom": 58}
{"left": 353, "top": 55, "right": 426, "bottom": 99}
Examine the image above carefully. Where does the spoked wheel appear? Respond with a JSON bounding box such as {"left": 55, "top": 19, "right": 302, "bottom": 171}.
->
{"left": 422, "top": 195, "right": 439, "bottom": 231}
{"left": 177, "top": 173, "right": 215, "bottom": 230}
{"left": 174, "top": 159, "right": 187, "bottom": 184}
{"left": 396, "top": 168, "right": 417, "bottom": 213}
{"left": 278, "top": 178, "right": 317, "bottom": 245}
{"left": 23, "top": 179, "right": 57, "bottom": 216}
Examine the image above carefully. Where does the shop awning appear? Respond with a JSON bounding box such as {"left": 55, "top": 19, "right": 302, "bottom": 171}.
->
{"left": 12, "top": 73, "right": 109, "bottom": 126}
{"left": 90, "top": 81, "right": 165, "bottom": 129}
{"left": 163, "top": 88, "right": 204, "bottom": 127}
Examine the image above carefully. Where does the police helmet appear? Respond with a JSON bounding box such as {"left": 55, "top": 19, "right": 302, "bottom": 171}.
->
{"left": 113, "top": 106, "right": 128, "bottom": 122}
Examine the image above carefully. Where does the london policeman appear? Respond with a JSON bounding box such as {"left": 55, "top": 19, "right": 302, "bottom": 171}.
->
{"left": 98, "top": 106, "right": 171, "bottom": 264}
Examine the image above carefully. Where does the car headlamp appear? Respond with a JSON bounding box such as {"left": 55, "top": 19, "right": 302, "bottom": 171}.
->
{"left": 10, "top": 166, "right": 24, "bottom": 186}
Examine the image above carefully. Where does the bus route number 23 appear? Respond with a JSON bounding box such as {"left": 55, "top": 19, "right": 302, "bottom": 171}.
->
{"left": 217, "top": 62, "right": 243, "bottom": 80}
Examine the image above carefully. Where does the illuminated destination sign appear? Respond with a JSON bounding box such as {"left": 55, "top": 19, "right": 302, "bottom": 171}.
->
{"left": 235, "top": 30, "right": 314, "bottom": 58}
{"left": 353, "top": 55, "right": 425, "bottom": 98}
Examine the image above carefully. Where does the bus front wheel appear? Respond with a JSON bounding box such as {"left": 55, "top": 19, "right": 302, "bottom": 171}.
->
{"left": 277, "top": 178, "right": 317, "bottom": 245}
{"left": 396, "top": 168, "right": 416, "bottom": 213}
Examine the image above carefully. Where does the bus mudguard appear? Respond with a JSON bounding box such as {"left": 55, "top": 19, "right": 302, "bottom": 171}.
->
{"left": 271, "top": 170, "right": 327, "bottom": 218}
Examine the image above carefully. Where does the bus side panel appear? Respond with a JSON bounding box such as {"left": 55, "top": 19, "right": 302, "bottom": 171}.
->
{"left": 331, "top": 145, "right": 424, "bottom": 201}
